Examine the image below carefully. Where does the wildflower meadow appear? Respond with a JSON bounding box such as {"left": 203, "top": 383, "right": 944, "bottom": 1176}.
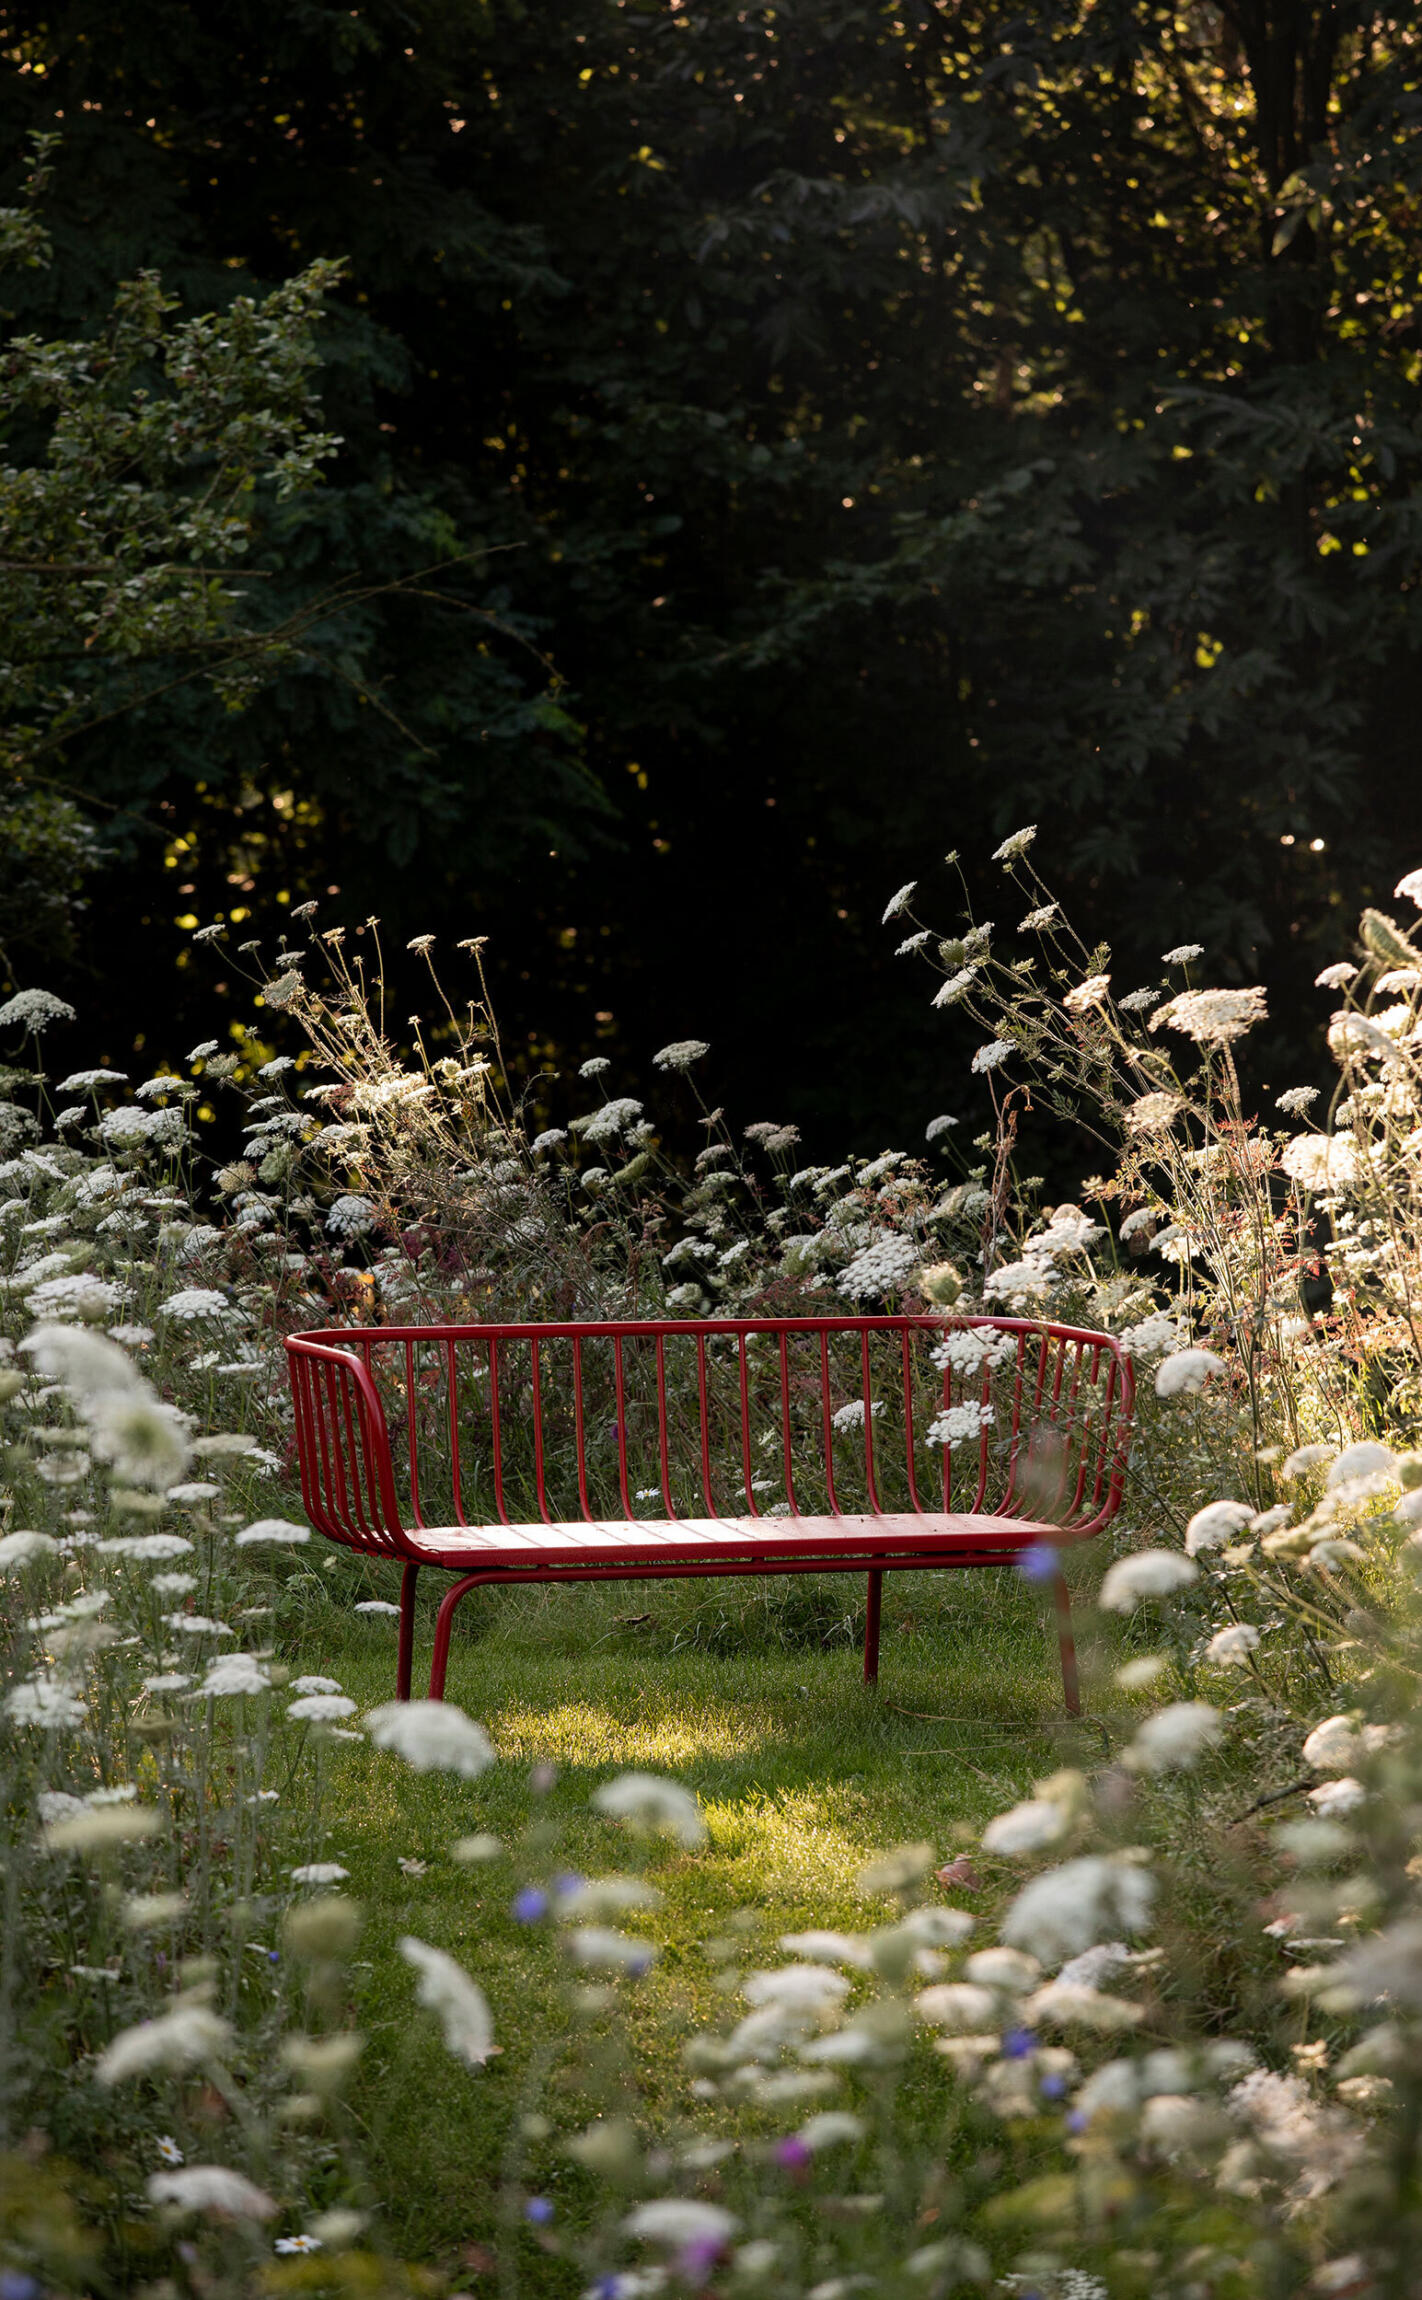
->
{"left": 0, "top": 839, "right": 1419, "bottom": 2300}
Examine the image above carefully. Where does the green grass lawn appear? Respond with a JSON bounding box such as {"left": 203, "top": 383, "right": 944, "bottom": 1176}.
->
{"left": 273, "top": 1559, "right": 1140, "bottom": 2274}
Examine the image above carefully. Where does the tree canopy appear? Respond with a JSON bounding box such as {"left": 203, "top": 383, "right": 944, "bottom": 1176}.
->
{"left": 0, "top": 0, "right": 1418, "bottom": 1143}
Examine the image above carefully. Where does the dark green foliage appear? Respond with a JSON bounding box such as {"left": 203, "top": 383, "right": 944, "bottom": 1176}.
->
{"left": 0, "top": 1, "right": 1419, "bottom": 1143}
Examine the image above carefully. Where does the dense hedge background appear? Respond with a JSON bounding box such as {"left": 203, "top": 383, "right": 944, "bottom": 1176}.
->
{"left": 1, "top": 0, "right": 1419, "bottom": 1147}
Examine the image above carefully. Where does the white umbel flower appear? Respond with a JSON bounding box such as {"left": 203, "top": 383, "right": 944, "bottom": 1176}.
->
{"left": 742, "top": 1965, "right": 849, "bottom": 2013}
{"left": 1064, "top": 974, "right": 1111, "bottom": 1015}
{"left": 235, "top": 1519, "right": 311, "bottom": 1547}
{"left": 1124, "top": 1701, "right": 1223, "bottom": 1773}
{"left": 992, "top": 827, "right": 1036, "bottom": 862}
{"left": 981, "top": 1798, "right": 1070, "bottom": 1857}
{"left": 1281, "top": 1133, "right": 1357, "bottom": 1191}
{"left": 653, "top": 1040, "right": 710, "bottom": 1072}
{"left": 1155, "top": 1348, "right": 1226, "bottom": 1397}
{"left": 1206, "top": 1623, "right": 1260, "bottom": 1665}
{"left": 366, "top": 1701, "right": 495, "bottom": 1779}
{"left": 398, "top": 1936, "right": 495, "bottom": 2066}
{"left": 326, "top": 1195, "right": 375, "bottom": 1238}
{"left": 0, "top": 1531, "right": 61, "bottom": 1571}
{"left": 1184, "top": 1500, "right": 1253, "bottom": 1555}
{"left": 567, "top": 1928, "right": 658, "bottom": 1972}
{"left": 1150, "top": 987, "right": 1266, "bottom": 1044}
{"left": 881, "top": 882, "right": 917, "bottom": 923}
{"left": 1098, "top": 1550, "right": 1198, "bottom": 1611}
{"left": 625, "top": 2200, "right": 739, "bottom": 2249}
{"left": 1001, "top": 1856, "right": 1155, "bottom": 1969}
{"left": 158, "top": 1289, "right": 244, "bottom": 1325}
{"left": 5, "top": 1677, "right": 86, "bottom": 1727}
{"left": 148, "top": 2166, "right": 277, "bottom": 2220}
{"left": 914, "top": 1982, "right": 998, "bottom": 2031}
{"left": 0, "top": 988, "right": 75, "bottom": 1031}
{"left": 44, "top": 1805, "right": 161, "bottom": 1853}
{"left": 96, "top": 2002, "right": 232, "bottom": 2085}
{"left": 1327, "top": 1440, "right": 1395, "bottom": 1487}
{"left": 592, "top": 1771, "right": 706, "bottom": 1846}
{"left": 288, "top": 1694, "right": 358, "bottom": 1722}
{"left": 199, "top": 1655, "right": 271, "bottom": 1698}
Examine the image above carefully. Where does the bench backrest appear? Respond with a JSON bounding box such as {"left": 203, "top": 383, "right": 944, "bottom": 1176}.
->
{"left": 284, "top": 1315, "right": 1134, "bottom": 1561}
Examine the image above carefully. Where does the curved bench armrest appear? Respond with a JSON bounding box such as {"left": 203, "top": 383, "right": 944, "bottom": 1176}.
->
{"left": 284, "top": 1333, "right": 415, "bottom": 1559}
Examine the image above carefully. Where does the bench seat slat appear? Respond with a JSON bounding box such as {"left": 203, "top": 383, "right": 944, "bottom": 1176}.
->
{"left": 400, "top": 1509, "right": 1054, "bottom": 1569}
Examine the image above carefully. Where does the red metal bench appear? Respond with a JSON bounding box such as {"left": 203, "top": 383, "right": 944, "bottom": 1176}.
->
{"left": 284, "top": 1314, "right": 1133, "bottom": 1712}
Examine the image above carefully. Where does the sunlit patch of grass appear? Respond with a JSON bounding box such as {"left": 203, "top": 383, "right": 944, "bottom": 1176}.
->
{"left": 491, "top": 1697, "right": 772, "bottom": 1769}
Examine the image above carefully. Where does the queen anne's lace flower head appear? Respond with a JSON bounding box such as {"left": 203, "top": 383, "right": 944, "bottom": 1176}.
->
{"left": 625, "top": 2201, "right": 739, "bottom": 2250}
{"left": 992, "top": 826, "right": 1036, "bottom": 863}
{"left": 398, "top": 1936, "right": 496, "bottom": 2066}
{"left": 1098, "top": 1550, "right": 1199, "bottom": 1611}
{"left": 578, "top": 1097, "right": 644, "bottom": 1146}
{"left": 1184, "top": 1500, "right": 1253, "bottom": 1555}
{"left": 235, "top": 1519, "right": 310, "bottom": 1547}
{"left": 1207, "top": 1623, "right": 1261, "bottom": 1665}
{"left": 326, "top": 1194, "right": 375, "bottom": 1237}
{"left": 981, "top": 1798, "right": 1070, "bottom": 1857}
{"left": 1124, "top": 1700, "right": 1222, "bottom": 1772}
{"left": 366, "top": 1701, "right": 495, "bottom": 1779}
{"left": 148, "top": 2165, "right": 276, "bottom": 2220}
{"left": 1064, "top": 974, "right": 1111, "bottom": 1014}
{"left": 881, "top": 882, "right": 917, "bottom": 923}
{"left": 0, "top": 989, "right": 75, "bottom": 1032}
{"left": 1124, "top": 1091, "right": 1184, "bottom": 1134}
{"left": 592, "top": 1771, "right": 706, "bottom": 1847}
{"left": 933, "top": 967, "right": 978, "bottom": 1009}
{"left": 1150, "top": 987, "right": 1267, "bottom": 1045}
{"left": 97, "top": 2003, "right": 232, "bottom": 2085}
{"left": 838, "top": 1232, "right": 920, "bottom": 1303}
{"left": 1155, "top": 1347, "right": 1226, "bottom": 1397}
{"left": 653, "top": 1040, "right": 709, "bottom": 1071}
{"left": 1000, "top": 1854, "right": 1155, "bottom": 1969}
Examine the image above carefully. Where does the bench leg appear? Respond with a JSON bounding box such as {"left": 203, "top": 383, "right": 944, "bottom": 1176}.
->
{"left": 863, "top": 1569, "right": 883, "bottom": 1687}
{"left": 1053, "top": 1572, "right": 1080, "bottom": 1716}
{"left": 397, "top": 1563, "right": 420, "bottom": 1702}
{"left": 429, "top": 1572, "right": 487, "bottom": 1701}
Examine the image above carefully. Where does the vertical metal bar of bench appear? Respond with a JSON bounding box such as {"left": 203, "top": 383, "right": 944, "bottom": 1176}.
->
{"left": 655, "top": 1335, "right": 675, "bottom": 1518}
{"left": 860, "top": 1330, "right": 883, "bottom": 1514}
{"left": 818, "top": 1329, "right": 842, "bottom": 1516}
{"left": 1059, "top": 1340, "right": 1093, "bottom": 1522}
{"left": 531, "top": 1339, "right": 554, "bottom": 1525}
{"left": 573, "top": 1335, "right": 594, "bottom": 1522}
{"left": 695, "top": 1332, "right": 716, "bottom": 1517}
{"left": 736, "top": 1332, "right": 760, "bottom": 1516}
{"left": 900, "top": 1324, "right": 925, "bottom": 1513}
{"left": 777, "top": 1331, "right": 799, "bottom": 1519}
{"left": 447, "top": 1338, "right": 468, "bottom": 1527}
{"left": 860, "top": 1327, "right": 883, "bottom": 1685}
{"left": 488, "top": 1335, "right": 511, "bottom": 1525}
{"left": 403, "top": 1337, "right": 425, "bottom": 1529}
{"left": 612, "top": 1335, "right": 634, "bottom": 1520}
